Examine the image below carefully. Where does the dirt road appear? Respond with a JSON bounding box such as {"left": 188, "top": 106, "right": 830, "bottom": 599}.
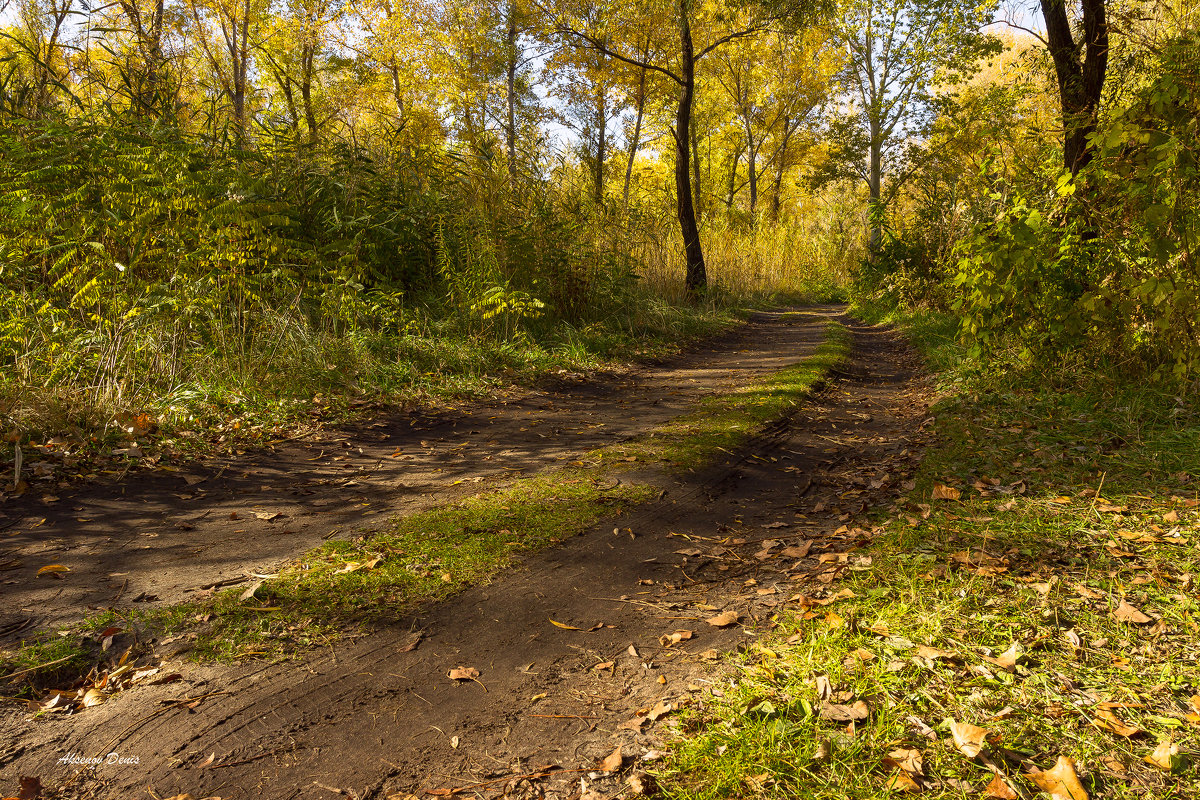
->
{"left": 0, "top": 310, "right": 933, "bottom": 800}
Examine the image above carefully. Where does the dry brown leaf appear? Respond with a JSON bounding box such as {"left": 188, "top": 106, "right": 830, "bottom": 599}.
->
{"left": 658, "top": 629, "right": 695, "bottom": 647}
{"left": 1027, "top": 756, "right": 1088, "bottom": 800}
{"left": 983, "top": 773, "right": 1018, "bottom": 799}
{"left": 815, "top": 588, "right": 856, "bottom": 605}
{"left": 81, "top": 689, "right": 106, "bottom": 708}
{"left": 820, "top": 700, "right": 869, "bottom": 722}
{"left": 1163, "top": 510, "right": 1180, "bottom": 523}
{"left": 647, "top": 700, "right": 673, "bottom": 721}
{"left": 549, "top": 619, "right": 582, "bottom": 630}
{"left": 1111, "top": 600, "right": 1153, "bottom": 624}
{"left": 599, "top": 745, "right": 623, "bottom": 773}
{"left": 254, "top": 511, "right": 282, "bottom": 521}
{"left": 781, "top": 541, "right": 813, "bottom": 558}
{"left": 1144, "top": 738, "right": 1181, "bottom": 772}
{"left": 705, "top": 610, "right": 739, "bottom": 627}
{"left": 915, "top": 645, "right": 955, "bottom": 661}
{"left": 886, "top": 748, "right": 924, "bottom": 777}
{"left": 36, "top": 564, "right": 69, "bottom": 577}
{"left": 982, "top": 642, "right": 1023, "bottom": 671}
{"left": 884, "top": 770, "right": 922, "bottom": 793}
{"left": 948, "top": 719, "right": 989, "bottom": 758}
{"left": 1097, "top": 503, "right": 1128, "bottom": 514}
{"left": 447, "top": 666, "right": 479, "bottom": 681}
{"left": 932, "top": 484, "right": 961, "bottom": 501}
{"left": 1092, "top": 708, "right": 1142, "bottom": 738}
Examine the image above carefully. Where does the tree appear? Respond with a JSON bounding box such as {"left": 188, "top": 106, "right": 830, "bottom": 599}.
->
{"left": 1039, "top": 0, "right": 1108, "bottom": 173}
{"left": 828, "top": 0, "right": 997, "bottom": 245}
{"left": 557, "top": 0, "right": 779, "bottom": 296}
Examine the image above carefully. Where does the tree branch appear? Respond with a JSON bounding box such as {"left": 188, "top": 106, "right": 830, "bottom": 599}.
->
{"left": 557, "top": 26, "right": 683, "bottom": 86}
{"left": 696, "top": 26, "right": 764, "bottom": 61}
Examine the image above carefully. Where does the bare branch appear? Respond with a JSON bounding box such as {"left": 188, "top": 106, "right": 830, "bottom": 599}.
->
{"left": 695, "top": 26, "right": 763, "bottom": 61}
{"left": 989, "top": 17, "right": 1049, "bottom": 48}
{"left": 557, "top": 25, "right": 683, "bottom": 86}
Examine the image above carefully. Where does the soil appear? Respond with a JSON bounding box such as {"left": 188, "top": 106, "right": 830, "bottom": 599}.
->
{"left": 0, "top": 309, "right": 935, "bottom": 800}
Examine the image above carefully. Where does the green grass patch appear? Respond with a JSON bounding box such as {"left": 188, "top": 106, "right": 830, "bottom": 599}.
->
{"left": 605, "top": 320, "right": 850, "bottom": 470}
{"left": 657, "top": 317, "right": 1200, "bottom": 799}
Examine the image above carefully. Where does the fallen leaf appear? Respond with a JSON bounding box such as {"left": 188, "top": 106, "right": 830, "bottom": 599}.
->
{"left": 549, "top": 620, "right": 582, "bottom": 630}
{"left": 932, "top": 484, "right": 961, "bottom": 501}
{"left": 982, "top": 642, "right": 1023, "bottom": 671}
{"left": 592, "top": 661, "right": 614, "bottom": 671}
{"left": 647, "top": 700, "right": 673, "bottom": 721}
{"left": 1027, "top": 756, "right": 1088, "bottom": 800}
{"left": 599, "top": 745, "right": 623, "bottom": 773}
{"left": 1163, "top": 510, "right": 1180, "bottom": 523}
{"left": 916, "top": 645, "right": 955, "bottom": 661}
{"left": 1111, "top": 600, "right": 1153, "bottom": 624}
{"left": 705, "top": 610, "right": 739, "bottom": 627}
{"left": 36, "top": 564, "right": 70, "bottom": 577}
{"left": 983, "top": 773, "right": 1018, "bottom": 799}
{"left": 820, "top": 700, "right": 869, "bottom": 722}
{"left": 627, "top": 772, "right": 654, "bottom": 796}
{"left": 81, "top": 689, "right": 106, "bottom": 708}
{"left": 239, "top": 581, "right": 264, "bottom": 602}
{"left": 658, "top": 629, "right": 695, "bottom": 647}
{"left": 884, "top": 747, "right": 924, "bottom": 778}
{"left": 1097, "top": 503, "right": 1128, "bottom": 514}
{"left": 254, "top": 511, "right": 282, "bottom": 521}
{"left": 885, "top": 770, "right": 921, "bottom": 793}
{"left": 948, "top": 719, "right": 989, "bottom": 758}
{"left": 448, "top": 666, "right": 479, "bottom": 681}
{"left": 1144, "top": 738, "right": 1182, "bottom": 772}
{"left": 781, "top": 541, "right": 812, "bottom": 558}
{"left": 1092, "top": 708, "right": 1142, "bottom": 738}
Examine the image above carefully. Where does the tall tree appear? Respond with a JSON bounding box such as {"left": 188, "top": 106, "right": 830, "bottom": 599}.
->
{"left": 828, "top": 0, "right": 997, "bottom": 245}
{"left": 1039, "top": 0, "right": 1108, "bottom": 173}
{"left": 558, "top": 0, "right": 777, "bottom": 296}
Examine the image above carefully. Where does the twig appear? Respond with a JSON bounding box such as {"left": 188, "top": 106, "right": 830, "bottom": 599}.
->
{"left": 3, "top": 654, "right": 73, "bottom": 684}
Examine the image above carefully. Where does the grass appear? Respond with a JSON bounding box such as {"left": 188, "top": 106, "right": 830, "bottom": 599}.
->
{"left": 606, "top": 317, "right": 850, "bottom": 470}
{"left": 656, "top": 311, "right": 1200, "bottom": 800}
{"left": 1, "top": 318, "right": 850, "bottom": 692}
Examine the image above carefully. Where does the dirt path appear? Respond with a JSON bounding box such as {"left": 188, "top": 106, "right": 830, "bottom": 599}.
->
{"left": 0, "top": 308, "right": 833, "bottom": 640}
{"left": 0, "top": 313, "right": 935, "bottom": 800}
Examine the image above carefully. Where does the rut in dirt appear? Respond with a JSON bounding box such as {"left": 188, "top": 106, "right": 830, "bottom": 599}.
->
{"left": 0, "top": 315, "right": 934, "bottom": 800}
{"left": 0, "top": 308, "right": 833, "bottom": 640}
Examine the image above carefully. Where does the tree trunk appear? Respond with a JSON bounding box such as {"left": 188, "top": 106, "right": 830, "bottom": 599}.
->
{"left": 505, "top": 5, "right": 519, "bottom": 186}
{"left": 675, "top": 0, "right": 706, "bottom": 297}
{"left": 770, "top": 117, "right": 792, "bottom": 222}
{"left": 868, "top": 116, "right": 882, "bottom": 248}
{"left": 744, "top": 115, "right": 757, "bottom": 218}
{"left": 622, "top": 65, "right": 646, "bottom": 210}
{"left": 594, "top": 83, "right": 606, "bottom": 204}
{"left": 1041, "top": 0, "right": 1108, "bottom": 173}
{"left": 301, "top": 41, "right": 318, "bottom": 146}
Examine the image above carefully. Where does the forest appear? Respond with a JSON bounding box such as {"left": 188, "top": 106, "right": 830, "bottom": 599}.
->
{"left": 1, "top": 0, "right": 1192, "bottom": 450}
